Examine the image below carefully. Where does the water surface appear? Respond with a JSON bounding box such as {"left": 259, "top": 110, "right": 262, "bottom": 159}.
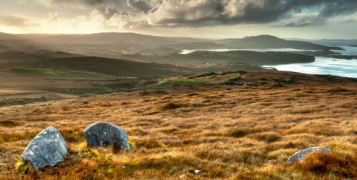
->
{"left": 263, "top": 57, "right": 357, "bottom": 78}
{"left": 331, "top": 46, "right": 357, "bottom": 55}
{"left": 180, "top": 48, "right": 317, "bottom": 55}
{"left": 180, "top": 47, "right": 357, "bottom": 78}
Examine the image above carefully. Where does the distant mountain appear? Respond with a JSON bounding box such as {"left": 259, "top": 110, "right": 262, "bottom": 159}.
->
{"left": 0, "top": 32, "right": 43, "bottom": 50}
{"left": 307, "top": 39, "right": 357, "bottom": 46}
{"left": 0, "top": 32, "right": 340, "bottom": 56}
{"left": 123, "top": 50, "right": 315, "bottom": 66}
{"left": 218, "top": 35, "right": 340, "bottom": 50}
{"left": 0, "top": 32, "right": 18, "bottom": 40}
{"left": 14, "top": 32, "right": 207, "bottom": 55}
{"left": 18, "top": 33, "right": 175, "bottom": 46}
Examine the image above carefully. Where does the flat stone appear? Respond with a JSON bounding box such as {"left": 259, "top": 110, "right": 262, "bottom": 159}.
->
{"left": 22, "top": 126, "right": 68, "bottom": 170}
{"left": 84, "top": 122, "right": 130, "bottom": 150}
{"left": 287, "top": 146, "right": 331, "bottom": 165}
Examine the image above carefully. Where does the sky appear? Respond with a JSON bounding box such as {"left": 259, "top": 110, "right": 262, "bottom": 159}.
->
{"left": 0, "top": 0, "right": 357, "bottom": 39}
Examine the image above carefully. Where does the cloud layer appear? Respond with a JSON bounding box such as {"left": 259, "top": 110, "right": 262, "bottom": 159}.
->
{"left": 0, "top": 14, "right": 37, "bottom": 27}
{"left": 36, "top": 0, "right": 356, "bottom": 27}
{"left": 4, "top": 0, "right": 357, "bottom": 30}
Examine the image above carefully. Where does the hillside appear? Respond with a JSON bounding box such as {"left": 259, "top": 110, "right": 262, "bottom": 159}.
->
{"left": 1, "top": 56, "right": 193, "bottom": 78}
{"left": 1, "top": 70, "right": 357, "bottom": 179}
{"left": 0, "top": 50, "right": 82, "bottom": 63}
{"left": 0, "top": 45, "right": 10, "bottom": 51}
{"left": 218, "top": 35, "right": 341, "bottom": 50}
{"left": 0, "top": 54, "right": 198, "bottom": 107}
{"left": 0, "top": 32, "right": 42, "bottom": 51}
{"left": 122, "top": 50, "right": 315, "bottom": 66}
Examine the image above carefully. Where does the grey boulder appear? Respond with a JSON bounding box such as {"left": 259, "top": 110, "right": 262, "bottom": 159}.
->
{"left": 22, "top": 126, "right": 68, "bottom": 170}
{"left": 84, "top": 122, "right": 130, "bottom": 150}
{"left": 287, "top": 146, "right": 331, "bottom": 165}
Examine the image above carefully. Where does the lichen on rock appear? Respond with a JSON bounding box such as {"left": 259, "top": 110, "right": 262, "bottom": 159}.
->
{"left": 22, "top": 126, "right": 68, "bottom": 170}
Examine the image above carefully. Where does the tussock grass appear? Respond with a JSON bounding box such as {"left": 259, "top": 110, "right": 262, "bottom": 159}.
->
{"left": 1, "top": 81, "right": 357, "bottom": 179}
{"left": 0, "top": 120, "right": 24, "bottom": 127}
{"left": 148, "top": 79, "right": 209, "bottom": 89}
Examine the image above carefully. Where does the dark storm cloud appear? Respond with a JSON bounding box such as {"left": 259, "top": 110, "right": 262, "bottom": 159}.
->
{"left": 36, "top": 0, "right": 357, "bottom": 27}
{"left": 43, "top": 0, "right": 124, "bottom": 7}
{"left": 145, "top": 0, "right": 357, "bottom": 27}
{"left": 127, "top": 0, "right": 156, "bottom": 13}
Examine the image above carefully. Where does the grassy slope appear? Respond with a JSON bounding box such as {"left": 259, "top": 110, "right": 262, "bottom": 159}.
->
{"left": 0, "top": 50, "right": 82, "bottom": 63}
{"left": 0, "top": 55, "right": 197, "bottom": 104}
{"left": 0, "top": 71, "right": 357, "bottom": 179}
{"left": 1, "top": 56, "right": 194, "bottom": 78}
{"left": 218, "top": 35, "right": 339, "bottom": 50}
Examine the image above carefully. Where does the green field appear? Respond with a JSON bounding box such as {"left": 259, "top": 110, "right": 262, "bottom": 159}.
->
{"left": 4, "top": 67, "right": 63, "bottom": 76}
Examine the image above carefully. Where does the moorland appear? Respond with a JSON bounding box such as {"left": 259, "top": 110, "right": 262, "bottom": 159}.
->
{"left": 0, "top": 32, "right": 357, "bottom": 179}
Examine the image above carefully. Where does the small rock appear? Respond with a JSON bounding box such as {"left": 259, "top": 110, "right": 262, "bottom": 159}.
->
{"left": 287, "top": 146, "right": 331, "bottom": 165}
{"left": 194, "top": 170, "right": 202, "bottom": 174}
{"left": 22, "top": 126, "right": 68, "bottom": 170}
{"left": 179, "top": 174, "right": 186, "bottom": 178}
{"left": 84, "top": 122, "right": 130, "bottom": 150}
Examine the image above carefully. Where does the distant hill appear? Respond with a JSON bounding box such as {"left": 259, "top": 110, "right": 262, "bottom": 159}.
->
{"left": 0, "top": 32, "right": 43, "bottom": 50}
{"left": 123, "top": 50, "right": 315, "bottom": 66}
{"left": 0, "top": 50, "right": 82, "bottom": 63}
{"left": 18, "top": 33, "right": 176, "bottom": 46}
{"left": 0, "top": 44, "right": 10, "bottom": 51}
{"left": 0, "top": 32, "right": 340, "bottom": 56}
{"left": 218, "top": 35, "right": 340, "bottom": 50}
{"left": 1, "top": 56, "right": 194, "bottom": 78}
{"left": 307, "top": 39, "right": 357, "bottom": 46}
{"left": 168, "top": 42, "right": 229, "bottom": 50}
{"left": 14, "top": 33, "right": 206, "bottom": 55}
{"left": 0, "top": 32, "right": 18, "bottom": 40}
{"left": 19, "top": 33, "right": 336, "bottom": 51}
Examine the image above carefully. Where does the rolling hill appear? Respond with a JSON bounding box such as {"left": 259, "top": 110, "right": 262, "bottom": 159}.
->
{"left": 0, "top": 50, "right": 82, "bottom": 63}
{"left": 1, "top": 56, "right": 194, "bottom": 78}
{"left": 0, "top": 32, "right": 341, "bottom": 56}
{"left": 122, "top": 50, "right": 315, "bottom": 66}
{"left": 0, "top": 44, "right": 10, "bottom": 51}
{"left": 218, "top": 35, "right": 341, "bottom": 50}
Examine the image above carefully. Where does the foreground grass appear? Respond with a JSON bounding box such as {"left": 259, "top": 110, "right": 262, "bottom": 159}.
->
{"left": 0, "top": 75, "right": 357, "bottom": 179}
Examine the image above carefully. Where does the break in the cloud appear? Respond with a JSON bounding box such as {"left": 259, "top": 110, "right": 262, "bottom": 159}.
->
{"left": 30, "top": 0, "right": 357, "bottom": 28}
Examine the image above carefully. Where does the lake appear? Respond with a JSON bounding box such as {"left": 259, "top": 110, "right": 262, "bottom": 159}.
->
{"left": 180, "top": 46, "right": 357, "bottom": 78}
{"left": 180, "top": 48, "right": 317, "bottom": 55}
{"left": 263, "top": 57, "right": 357, "bottom": 78}
{"left": 331, "top": 46, "right": 357, "bottom": 56}
{"left": 263, "top": 46, "right": 357, "bottom": 78}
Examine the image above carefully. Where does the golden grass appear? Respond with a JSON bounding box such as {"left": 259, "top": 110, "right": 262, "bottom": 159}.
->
{"left": 0, "top": 81, "right": 357, "bottom": 179}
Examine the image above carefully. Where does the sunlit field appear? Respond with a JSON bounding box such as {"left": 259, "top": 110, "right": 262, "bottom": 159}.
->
{"left": 1, "top": 71, "right": 357, "bottom": 179}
